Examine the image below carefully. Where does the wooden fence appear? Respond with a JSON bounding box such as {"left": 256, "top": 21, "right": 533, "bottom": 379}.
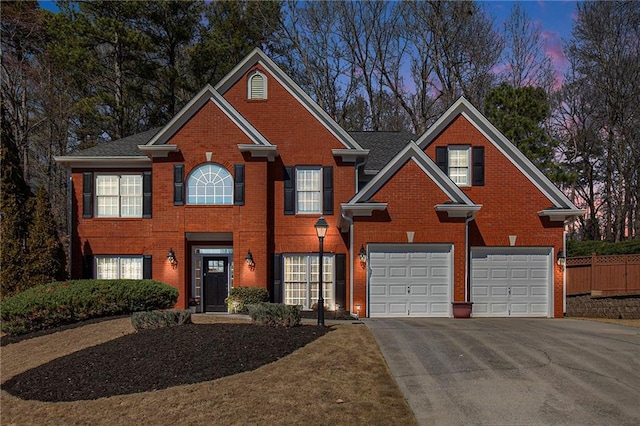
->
{"left": 566, "top": 254, "right": 640, "bottom": 296}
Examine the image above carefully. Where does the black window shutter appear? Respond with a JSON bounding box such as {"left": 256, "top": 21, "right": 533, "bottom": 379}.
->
{"left": 174, "top": 164, "right": 184, "bottom": 205}
{"left": 273, "top": 253, "right": 283, "bottom": 303}
{"left": 82, "top": 172, "right": 93, "bottom": 218}
{"left": 143, "top": 255, "right": 152, "bottom": 279}
{"left": 82, "top": 254, "right": 93, "bottom": 279}
{"left": 335, "top": 253, "right": 346, "bottom": 310}
{"left": 435, "top": 147, "right": 448, "bottom": 174}
{"left": 323, "top": 166, "right": 334, "bottom": 215}
{"left": 234, "top": 164, "right": 245, "bottom": 205}
{"left": 284, "top": 166, "right": 295, "bottom": 215}
{"left": 142, "top": 171, "right": 152, "bottom": 218}
{"left": 472, "top": 146, "right": 485, "bottom": 186}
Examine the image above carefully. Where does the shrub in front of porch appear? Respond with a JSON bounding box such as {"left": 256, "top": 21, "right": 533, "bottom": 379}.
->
{"left": 247, "top": 303, "right": 301, "bottom": 327}
{"left": 225, "top": 286, "right": 269, "bottom": 313}
{"left": 0, "top": 279, "right": 178, "bottom": 335}
{"left": 131, "top": 310, "right": 192, "bottom": 331}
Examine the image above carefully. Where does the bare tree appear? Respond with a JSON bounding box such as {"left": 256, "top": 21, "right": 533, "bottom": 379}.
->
{"left": 501, "top": 3, "right": 555, "bottom": 92}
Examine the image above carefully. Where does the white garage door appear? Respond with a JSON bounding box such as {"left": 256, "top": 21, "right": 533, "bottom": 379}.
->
{"left": 471, "top": 247, "right": 552, "bottom": 317}
{"left": 368, "top": 244, "right": 452, "bottom": 317}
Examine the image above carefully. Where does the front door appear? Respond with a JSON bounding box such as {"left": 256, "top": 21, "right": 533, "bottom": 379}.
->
{"left": 203, "top": 257, "right": 229, "bottom": 312}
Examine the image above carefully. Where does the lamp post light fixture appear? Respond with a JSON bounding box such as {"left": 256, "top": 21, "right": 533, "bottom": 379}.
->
{"left": 314, "top": 216, "right": 329, "bottom": 327}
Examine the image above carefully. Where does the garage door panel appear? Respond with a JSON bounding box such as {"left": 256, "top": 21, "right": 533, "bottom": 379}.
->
{"left": 369, "top": 244, "right": 452, "bottom": 318}
{"left": 471, "top": 247, "right": 551, "bottom": 318}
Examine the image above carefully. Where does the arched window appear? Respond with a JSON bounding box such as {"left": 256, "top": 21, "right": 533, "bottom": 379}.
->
{"left": 187, "top": 164, "right": 233, "bottom": 205}
{"left": 247, "top": 71, "right": 267, "bottom": 100}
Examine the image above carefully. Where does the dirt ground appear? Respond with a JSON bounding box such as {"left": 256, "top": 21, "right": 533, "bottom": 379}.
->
{"left": 0, "top": 315, "right": 416, "bottom": 425}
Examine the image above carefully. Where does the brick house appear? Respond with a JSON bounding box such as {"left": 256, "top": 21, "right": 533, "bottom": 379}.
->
{"left": 55, "top": 49, "right": 583, "bottom": 318}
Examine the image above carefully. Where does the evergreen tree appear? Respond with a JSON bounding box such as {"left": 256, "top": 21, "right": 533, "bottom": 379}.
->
{"left": 25, "top": 186, "right": 67, "bottom": 286}
{"left": 484, "top": 83, "right": 564, "bottom": 182}
{"left": 0, "top": 106, "right": 32, "bottom": 298}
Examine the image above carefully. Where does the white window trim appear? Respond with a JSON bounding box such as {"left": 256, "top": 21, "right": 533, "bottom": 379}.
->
{"left": 295, "top": 166, "right": 323, "bottom": 214}
{"left": 95, "top": 174, "right": 143, "bottom": 218}
{"left": 247, "top": 70, "right": 267, "bottom": 100}
{"left": 186, "top": 163, "right": 234, "bottom": 205}
{"left": 448, "top": 145, "right": 471, "bottom": 187}
{"left": 95, "top": 256, "right": 143, "bottom": 279}
{"left": 283, "top": 254, "right": 334, "bottom": 310}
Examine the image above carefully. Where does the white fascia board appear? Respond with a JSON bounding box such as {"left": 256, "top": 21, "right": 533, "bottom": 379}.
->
{"left": 147, "top": 85, "right": 216, "bottom": 145}
{"left": 137, "top": 144, "right": 179, "bottom": 158}
{"left": 215, "top": 48, "right": 363, "bottom": 151}
{"left": 237, "top": 144, "right": 279, "bottom": 161}
{"left": 339, "top": 202, "right": 388, "bottom": 232}
{"left": 538, "top": 209, "right": 586, "bottom": 222}
{"left": 351, "top": 142, "right": 475, "bottom": 207}
{"left": 332, "top": 149, "right": 369, "bottom": 163}
{"left": 435, "top": 204, "right": 482, "bottom": 218}
{"left": 54, "top": 156, "right": 151, "bottom": 168}
{"left": 415, "top": 97, "right": 580, "bottom": 210}
{"left": 146, "top": 85, "right": 271, "bottom": 148}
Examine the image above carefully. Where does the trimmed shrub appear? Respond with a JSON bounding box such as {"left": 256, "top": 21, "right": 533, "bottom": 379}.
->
{"left": 225, "top": 286, "right": 269, "bottom": 313}
{"left": 0, "top": 279, "right": 178, "bottom": 335}
{"left": 247, "top": 303, "right": 301, "bottom": 328}
{"left": 131, "top": 310, "right": 192, "bottom": 331}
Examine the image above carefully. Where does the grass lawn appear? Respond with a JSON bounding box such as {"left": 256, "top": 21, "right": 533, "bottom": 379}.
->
{"left": 0, "top": 315, "right": 417, "bottom": 425}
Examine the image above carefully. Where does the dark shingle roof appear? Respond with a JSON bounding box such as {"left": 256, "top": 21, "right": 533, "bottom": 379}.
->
{"left": 349, "top": 131, "right": 416, "bottom": 173}
{"left": 67, "top": 127, "right": 161, "bottom": 157}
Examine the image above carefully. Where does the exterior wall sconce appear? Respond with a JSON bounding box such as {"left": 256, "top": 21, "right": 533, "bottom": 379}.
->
{"left": 557, "top": 250, "right": 566, "bottom": 268}
{"left": 167, "top": 248, "right": 177, "bottom": 267}
{"left": 359, "top": 245, "right": 367, "bottom": 268}
{"left": 245, "top": 250, "right": 255, "bottom": 269}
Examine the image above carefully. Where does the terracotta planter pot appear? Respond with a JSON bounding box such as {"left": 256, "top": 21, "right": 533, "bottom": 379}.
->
{"left": 452, "top": 302, "right": 473, "bottom": 318}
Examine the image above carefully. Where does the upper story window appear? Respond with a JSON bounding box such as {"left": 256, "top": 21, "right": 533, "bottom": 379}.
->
{"left": 187, "top": 164, "right": 233, "bottom": 205}
{"left": 448, "top": 146, "right": 471, "bottom": 186}
{"left": 284, "top": 166, "right": 333, "bottom": 215}
{"left": 296, "top": 167, "right": 322, "bottom": 213}
{"left": 436, "top": 145, "right": 484, "bottom": 187}
{"left": 96, "top": 174, "right": 142, "bottom": 217}
{"left": 247, "top": 71, "right": 267, "bottom": 100}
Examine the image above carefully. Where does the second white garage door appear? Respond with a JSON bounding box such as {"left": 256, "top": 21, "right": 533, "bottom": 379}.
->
{"left": 471, "top": 247, "right": 552, "bottom": 317}
{"left": 368, "top": 244, "right": 453, "bottom": 317}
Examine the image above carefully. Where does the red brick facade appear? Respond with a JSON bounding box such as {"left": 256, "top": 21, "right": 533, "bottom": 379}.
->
{"left": 62, "top": 50, "right": 578, "bottom": 318}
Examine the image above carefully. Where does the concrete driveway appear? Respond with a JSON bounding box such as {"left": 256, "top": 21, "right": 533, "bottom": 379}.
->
{"left": 366, "top": 318, "right": 640, "bottom": 425}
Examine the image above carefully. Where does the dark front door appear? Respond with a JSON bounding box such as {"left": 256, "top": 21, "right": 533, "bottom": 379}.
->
{"left": 203, "top": 257, "right": 228, "bottom": 312}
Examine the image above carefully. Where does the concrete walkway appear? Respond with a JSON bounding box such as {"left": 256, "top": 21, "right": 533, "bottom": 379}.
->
{"left": 366, "top": 318, "right": 640, "bottom": 425}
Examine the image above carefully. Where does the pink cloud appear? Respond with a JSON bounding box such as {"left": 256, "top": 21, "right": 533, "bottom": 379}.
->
{"left": 540, "top": 30, "right": 569, "bottom": 88}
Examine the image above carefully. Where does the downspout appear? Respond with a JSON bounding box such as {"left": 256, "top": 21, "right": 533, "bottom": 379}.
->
{"left": 562, "top": 228, "right": 567, "bottom": 315}
{"left": 342, "top": 210, "right": 357, "bottom": 320}
{"left": 464, "top": 212, "right": 477, "bottom": 302}
{"left": 67, "top": 171, "right": 73, "bottom": 278}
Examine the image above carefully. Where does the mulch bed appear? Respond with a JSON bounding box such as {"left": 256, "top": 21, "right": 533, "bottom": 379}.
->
{"left": 3, "top": 323, "right": 331, "bottom": 402}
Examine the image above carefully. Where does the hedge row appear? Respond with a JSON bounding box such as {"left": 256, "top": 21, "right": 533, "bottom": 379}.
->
{"left": 247, "top": 303, "right": 301, "bottom": 327}
{"left": 225, "top": 286, "right": 269, "bottom": 313}
{"left": 568, "top": 239, "right": 640, "bottom": 257}
{"left": 131, "top": 310, "right": 192, "bottom": 331}
{"left": 0, "top": 279, "right": 178, "bottom": 335}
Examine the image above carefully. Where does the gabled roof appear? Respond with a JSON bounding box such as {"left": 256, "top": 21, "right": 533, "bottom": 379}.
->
{"left": 350, "top": 131, "right": 415, "bottom": 173}
{"left": 414, "top": 97, "right": 580, "bottom": 211}
{"left": 339, "top": 141, "right": 481, "bottom": 231}
{"left": 349, "top": 141, "right": 479, "bottom": 207}
{"left": 216, "top": 48, "right": 365, "bottom": 152}
{"left": 146, "top": 84, "right": 271, "bottom": 147}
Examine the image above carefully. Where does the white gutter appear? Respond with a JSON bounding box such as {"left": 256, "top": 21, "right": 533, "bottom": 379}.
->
{"left": 464, "top": 211, "right": 478, "bottom": 302}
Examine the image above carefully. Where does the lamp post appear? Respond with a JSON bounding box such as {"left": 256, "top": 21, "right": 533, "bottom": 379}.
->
{"left": 314, "top": 216, "right": 329, "bottom": 327}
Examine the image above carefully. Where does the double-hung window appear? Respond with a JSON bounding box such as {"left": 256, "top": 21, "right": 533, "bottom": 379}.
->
{"left": 448, "top": 146, "right": 471, "bottom": 186}
{"left": 96, "top": 175, "right": 142, "bottom": 217}
{"left": 296, "top": 168, "right": 322, "bottom": 213}
{"left": 96, "top": 256, "right": 143, "bottom": 279}
{"left": 284, "top": 254, "right": 334, "bottom": 309}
